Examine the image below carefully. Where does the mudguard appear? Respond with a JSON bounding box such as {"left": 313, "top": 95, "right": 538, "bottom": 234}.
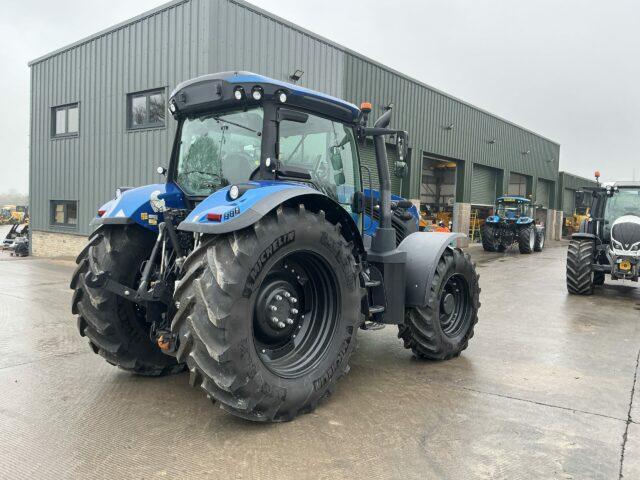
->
{"left": 91, "top": 183, "right": 187, "bottom": 232}
{"left": 486, "top": 215, "right": 500, "bottom": 224}
{"left": 571, "top": 232, "right": 597, "bottom": 241}
{"left": 516, "top": 217, "right": 534, "bottom": 225}
{"left": 397, "top": 231, "right": 464, "bottom": 307}
{"left": 178, "top": 180, "right": 365, "bottom": 253}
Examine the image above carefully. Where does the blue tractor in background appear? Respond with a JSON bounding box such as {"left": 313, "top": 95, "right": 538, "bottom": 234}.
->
{"left": 481, "top": 196, "right": 545, "bottom": 254}
{"left": 70, "top": 72, "right": 480, "bottom": 422}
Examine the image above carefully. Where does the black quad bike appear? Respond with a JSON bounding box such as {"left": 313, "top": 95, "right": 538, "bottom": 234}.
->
{"left": 567, "top": 181, "right": 640, "bottom": 294}
{"left": 70, "top": 72, "right": 480, "bottom": 422}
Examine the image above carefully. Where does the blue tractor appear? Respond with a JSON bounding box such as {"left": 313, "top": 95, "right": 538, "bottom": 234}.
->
{"left": 481, "top": 196, "right": 545, "bottom": 253}
{"left": 70, "top": 72, "right": 480, "bottom": 422}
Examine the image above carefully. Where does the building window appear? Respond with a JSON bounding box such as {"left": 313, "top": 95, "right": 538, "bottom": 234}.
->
{"left": 52, "top": 103, "right": 79, "bottom": 137}
{"left": 50, "top": 200, "right": 78, "bottom": 227}
{"left": 127, "top": 89, "right": 166, "bottom": 129}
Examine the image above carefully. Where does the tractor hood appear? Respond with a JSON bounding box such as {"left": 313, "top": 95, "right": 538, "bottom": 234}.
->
{"left": 611, "top": 215, "right": 640, "bottom": 253}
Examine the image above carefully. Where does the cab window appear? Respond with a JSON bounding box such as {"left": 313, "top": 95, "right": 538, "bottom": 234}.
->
{"left": 278, "top": 113, "right": 360, "bottom": 210}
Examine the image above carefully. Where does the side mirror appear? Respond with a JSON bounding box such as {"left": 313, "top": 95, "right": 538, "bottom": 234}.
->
{"left": 330, "top": 147, "right": 344, "bottom": 171}
{"left": 396, "top": 132, "right": 410, "bottom": 162}
{"left": 575, "top": 191, "right": 584, "bottom": 206}
{"left": 157, "top": 166, "right": 167, "bottom": 176}
{"left": 394, "top": 161, "right": 408, "bottom": 178}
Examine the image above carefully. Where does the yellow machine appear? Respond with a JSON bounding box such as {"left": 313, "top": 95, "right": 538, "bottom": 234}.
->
{"left": 565, "top": 206, "right": 590, "bottom": 235}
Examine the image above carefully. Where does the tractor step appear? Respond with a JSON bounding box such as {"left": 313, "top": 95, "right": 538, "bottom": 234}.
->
{"left": 369, "top": 305, "right": 385, "bottom": 314}
{"left": 362, "top": 321, "right": 385, "bottom": 331}
{"left": 364, "top": 279, "right": 381, "bottom": 288}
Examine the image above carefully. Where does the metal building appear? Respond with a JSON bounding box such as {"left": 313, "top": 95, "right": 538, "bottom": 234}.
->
{"left": 28, "top": 0, "right": 563, "bottom": 255}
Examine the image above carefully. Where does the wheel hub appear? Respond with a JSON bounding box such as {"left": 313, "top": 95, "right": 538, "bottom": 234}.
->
{"left": 442, "top": 293, "right": 455, "bottom": 315}
{"left": 255, "top": 278, "right": 302, "bottom": 343}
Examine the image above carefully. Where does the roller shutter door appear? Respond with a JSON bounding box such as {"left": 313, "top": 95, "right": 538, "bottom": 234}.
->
{"left": 563, "top": 188, "right": 575, "bottom": 215}
{"left": 470, "top": 164, "right": 497, "bottom": 206}
{"left": 358, "top": 139, "right": 402, "bottom": 195}
{"left": 536, "top": 179, "right": 552, "bottom": 208}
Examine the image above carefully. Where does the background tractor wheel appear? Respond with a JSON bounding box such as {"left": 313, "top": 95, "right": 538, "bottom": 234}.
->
{"left": 70, "top": 225, "right": 184, "bottom": 375}
{"left": 398, "top": 248, "right": 480, "bottom": 360}
{"left": 481, "top": 225, "right": 497, "bottom": 252}
{"left": 534, "top": 229, "right": 545, "bottom": 252}
{"left": 518, "top": 225, "right": 535, "bottom": 254}
{"left": 171, "top": 205, "right": 364, "bottom": 422}
{"left": 566, "top": 239, "right": 595, "bottom": 295}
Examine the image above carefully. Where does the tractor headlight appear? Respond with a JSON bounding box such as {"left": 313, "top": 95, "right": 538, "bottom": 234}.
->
{"left": 251, "top": 86, "right": 263, "bottom": 101}
{"left": 169, "top": 101, "right": 177, "bottom": 113}
{"left": 229, "top": 185, "right": 240, "bottom": 200}
{"left": 277, "top": 90, "right": 287, "bottom": 103}
{"left": 234, "top": 87, "right": 244, "bottom": 100}
{"left": 612, "top": 239, "right": 623, "bottom": 250}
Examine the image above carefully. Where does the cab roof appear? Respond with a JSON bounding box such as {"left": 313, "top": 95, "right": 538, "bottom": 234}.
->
{"left": 170, "top": 71, "right": 361, "bottom": 123}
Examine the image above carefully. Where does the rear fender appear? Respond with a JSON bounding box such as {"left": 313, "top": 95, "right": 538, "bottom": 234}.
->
{"left": 397, "top": 232, "right": 464, "bottom": 307}
{"left": 91, "top": 183, "right": 187, "bottom": 232}
{"left": 178, "top": 181, "right": 365, "bottom": 254}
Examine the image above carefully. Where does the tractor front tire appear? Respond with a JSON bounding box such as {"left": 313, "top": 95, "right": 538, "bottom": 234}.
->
{"left": 518, "top": 225, "right": 535, "bottom": 254}
{"left": 398, "top": 248, "right": 480, "bottom": 360}
{"left": 481, "top": 225, "right": 497, "bottom": 252}
{"left": 171, "top": 205, "right": 364, "bottom": 422}
{"left": 70, "top": 225, "right": 184, "bottom": 375}
{"left": 566, "top": 240, "right": 595, "bottom": 295}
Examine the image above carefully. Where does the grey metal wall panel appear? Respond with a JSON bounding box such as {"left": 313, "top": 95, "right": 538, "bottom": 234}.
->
{"left": 29, "top": 0, "right": 561, "bottom": 236}
{"left": 563, "top": 188, "right": 576, "bottom": 215}
{"left": 557, "top": 171, "right": 597, "bottom": 212}
{"left": 358, "top": 141, "right": 401, "bottom": 195}
{"left": 470, "top": 164, "right": 497, "bottom": 206}
{"left": 29, "top": 0, "right": 209, "bottom": 236}
{"left": 536, "top": 179, "right": 552, "bottom": 208}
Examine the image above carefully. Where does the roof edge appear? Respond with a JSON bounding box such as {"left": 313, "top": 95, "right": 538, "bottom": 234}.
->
{"left": 27, "top": 0, "right": 560, "bottom": 147}
{"left": 27, "top": 0, "right": 189, "bottom": 66}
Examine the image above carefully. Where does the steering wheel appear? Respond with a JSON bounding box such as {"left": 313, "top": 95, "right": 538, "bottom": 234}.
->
{"left": 223, "top": 152, "right": 257, "bottom": 184}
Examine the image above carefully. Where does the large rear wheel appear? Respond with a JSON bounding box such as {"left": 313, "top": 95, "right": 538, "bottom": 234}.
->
{"left": 566, "top": 239, "right": 595, "bottom": 295}
{"left": 398, "top": 248, "right": 480, "bottom": 360}
{"left": 171, "top": 205, "right": 364, "bottom": 422}
{"left": 481, "top": 225, "right": 498, "bottom": 252}
{"left": 518, "top": 224, "right": 535, "bottom": 254}
{"left": 70, "top": 225, "right": 183, "bottom": 375}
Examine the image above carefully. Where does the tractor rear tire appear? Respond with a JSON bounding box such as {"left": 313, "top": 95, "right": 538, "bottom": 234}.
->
{"left": 398, "top": 248, "right": 480, "bottom": 360}
{"left": 518, "top": 225, "right": 535, "bottom": 254}
{"left": 171, "top": 205, "right": 364, "bottom": 422}
{"left": 566, "top": 240, "right": 595, "bottom": 295}
{"left": 481, "top": 225, "right": 497, "bottom": 252}
{"left": 534, "top": 229, "right": 545, "bottom": 252}
{"left": 70, "top": 225, "right": 184, "bottom": 375}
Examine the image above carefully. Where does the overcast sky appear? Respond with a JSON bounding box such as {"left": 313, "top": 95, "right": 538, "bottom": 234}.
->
{"left": 1, "top": 0, "right": 639, "bottom": 194}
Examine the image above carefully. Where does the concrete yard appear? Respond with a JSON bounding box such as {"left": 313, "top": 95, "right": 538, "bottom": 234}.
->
{"left": 1, "top": 241, "right": 639, "bottom": 479}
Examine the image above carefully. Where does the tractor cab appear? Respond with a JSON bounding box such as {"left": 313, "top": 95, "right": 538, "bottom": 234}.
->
{"left": 492, "top": 196, "right": 533, "bottom": 221}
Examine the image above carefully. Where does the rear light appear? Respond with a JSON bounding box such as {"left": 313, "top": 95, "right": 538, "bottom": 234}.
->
{"left": 97, "top": 209, "right": 106, "bottom": 217}
{"left": 206, "top": 212, "right": 222, "bottom": 222}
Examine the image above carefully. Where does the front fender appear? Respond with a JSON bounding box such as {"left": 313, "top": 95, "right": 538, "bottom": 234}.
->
{"left": 91, "top": 183, "right": 186, "bottom": 232}
{"left": 397, "top": 232, "right": 464, "bottom": 307}
{"left": 178, "top": 181, "right": 364, "bottom": 254}
{"left": 517, "top": 217, "right": 533, "bottom": 225}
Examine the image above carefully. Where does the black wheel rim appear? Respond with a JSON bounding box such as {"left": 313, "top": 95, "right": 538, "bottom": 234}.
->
{"left": 439, "top": 273, "right": 472, "bottom": 338}
{"left": 253, "top": 250, "right": 340, "bottom": 378}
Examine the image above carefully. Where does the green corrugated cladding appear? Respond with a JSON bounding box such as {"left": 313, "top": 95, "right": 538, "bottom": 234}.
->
{"left": 29, "top": 0, "right": 560, "bottom": 236}
{"left": 557, "top": 171, "right": 598, "bottom": 213}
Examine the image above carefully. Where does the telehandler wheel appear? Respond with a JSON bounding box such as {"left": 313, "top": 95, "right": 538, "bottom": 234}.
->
{"left": 518, "top": 224, "right": 535, "bottom": 254}
{"left": 566, "top": 239, "right": 595, "bottom": 295}
{"left": 481, "top": 225, "right": 498, "bottom": 252}
{"left": 172, "top": 205, "right": 364, "bottom": 422}
{"left": 398, "top": 248, "right": 480, "bottom": 360}
{"left": 70, "top": 226, "right": 184, "bottom": 376}
{"left": 534, "top": 229, "right": 545, "bottom": 252}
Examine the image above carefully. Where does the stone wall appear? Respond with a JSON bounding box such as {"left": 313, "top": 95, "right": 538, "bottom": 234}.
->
{"left": 31, "top": 230, "right": 87, "bottom": 258}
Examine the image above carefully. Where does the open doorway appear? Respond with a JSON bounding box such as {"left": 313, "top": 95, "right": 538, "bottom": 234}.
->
{"left": 420, "top": 154, "right": 457, "bottom": 231}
